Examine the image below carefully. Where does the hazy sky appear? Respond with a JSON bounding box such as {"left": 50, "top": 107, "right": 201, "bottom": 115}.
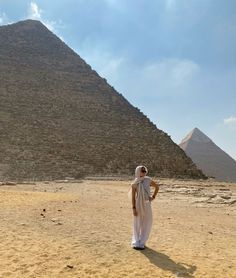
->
{"left": 1, "top": 0, "right": 236, "bottom": 159}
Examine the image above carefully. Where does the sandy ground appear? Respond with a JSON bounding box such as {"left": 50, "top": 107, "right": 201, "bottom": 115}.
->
{"left": 0, "top": 178, "right": 235, "bottom": 278}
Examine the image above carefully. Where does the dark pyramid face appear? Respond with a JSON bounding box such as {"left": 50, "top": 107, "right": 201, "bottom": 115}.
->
{"left": 0, "top": 20, "right": 206, "bottom": 180}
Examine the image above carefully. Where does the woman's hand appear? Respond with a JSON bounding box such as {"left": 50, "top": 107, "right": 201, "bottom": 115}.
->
{"left": 149, "top": 196, "right": 155, "bottom": 202}
{"left": 133, "top": 208, "right": 138, "bottom": 216}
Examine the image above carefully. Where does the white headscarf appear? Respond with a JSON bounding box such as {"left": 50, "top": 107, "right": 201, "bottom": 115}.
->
{"left": 129, "top": 165, "right": 148, "bottom": 218}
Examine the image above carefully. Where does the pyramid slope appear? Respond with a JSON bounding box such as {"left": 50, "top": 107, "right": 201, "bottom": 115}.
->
{"left": 180, "top": 128, "right": 236, "bottom": 182}
{"left": 0, "top": 20, "right": 205, "bottom": 180}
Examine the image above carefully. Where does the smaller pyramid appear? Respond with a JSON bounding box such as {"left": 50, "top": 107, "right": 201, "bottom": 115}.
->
{"left": 179, "top": 128, "right": 236, "bottom": 182}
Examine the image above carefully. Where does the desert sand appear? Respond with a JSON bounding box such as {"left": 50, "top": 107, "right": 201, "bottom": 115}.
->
{"left": 0, "top": 178, "right": 235, "bottom": 278}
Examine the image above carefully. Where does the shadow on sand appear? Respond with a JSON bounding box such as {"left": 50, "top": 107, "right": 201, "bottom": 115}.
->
{"left": 141, "top": 247, "right": 196, "bottom": 278}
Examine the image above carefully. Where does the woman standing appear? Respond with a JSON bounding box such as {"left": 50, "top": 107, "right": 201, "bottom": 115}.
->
{"left": 131, "top": 165, "right": 159, "bottom": 250}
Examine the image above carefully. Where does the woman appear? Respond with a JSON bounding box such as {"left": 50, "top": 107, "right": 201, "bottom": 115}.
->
{"left": 130, "top": 165, "right": 159, "bottom": 250}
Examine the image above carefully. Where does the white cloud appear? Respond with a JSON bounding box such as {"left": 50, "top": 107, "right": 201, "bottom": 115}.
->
{"left": 0, "top": 12, "right": 11, "bottom": 25}
{"left": 27, "top": 2, "right": 52, "bottom": 30}
{"left": 0, "top": 3, "right": 65, "bottom": 42}
{"left": 166, "top": 0, "right": 176, "bottom": 10}
{"left": 0, "top": 13, "right": 5, "bottom": 24}
{"left": 104, "top": 0, "right": 121, "bottom": 7}
{"left": 103, "top": 0, "right": 125, "bottom": 12}
{"left": 95, "top": 54, "right": 124, "bottom": 81}
{"left": 27, "top": 2, "right": 64, "bottom": 41}
{"left": 1, "top": 3, "right": 64, "bottom": 40}
{"left": 78, "top": 42, "right": 201, "bottom": 100}
{"left": 122, "top": 59, "right": 200, "bottom": 100}
{"left": 141, "top": 59, "right": 200, "bottom": 89}
{"left": 104, "top": 0, "right": 118, "bottom": 5}
{"left": 28, "top": 2, "right": 42, "bottom": 20}
{"left": 79, "top": 43, "right": 125, "bottom": 87}
{"left": 26, "top": 2, "right": 64, "bottom": 40}
{"left": 224, "top": 116, "right": 236, "bottom": 125}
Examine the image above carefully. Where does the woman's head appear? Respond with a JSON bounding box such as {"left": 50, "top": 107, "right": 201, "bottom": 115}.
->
{"left": 135, "top": 165, "right": 148, "bottom": 178}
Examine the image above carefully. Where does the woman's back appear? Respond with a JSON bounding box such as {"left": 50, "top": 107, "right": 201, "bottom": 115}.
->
{"left": 133, "top": 176, "right": 151, "bottom": 200}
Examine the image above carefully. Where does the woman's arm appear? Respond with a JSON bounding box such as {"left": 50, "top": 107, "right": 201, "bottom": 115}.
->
{"left": 132, "top": 186, "right": 138, "bottom": 216}
{"left": 150, "top": 180, "right": 159, "bottom": 200}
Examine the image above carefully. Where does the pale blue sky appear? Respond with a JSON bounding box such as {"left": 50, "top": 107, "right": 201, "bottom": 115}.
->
{"left": 1, "top": 0, "right": 236, "bottom": 159}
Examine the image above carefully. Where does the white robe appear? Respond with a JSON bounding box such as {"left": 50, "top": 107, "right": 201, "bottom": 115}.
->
{"left": 131, "top": 199, "right": 153, "bottom": 248}
{"left": 130, "top": 167, "right": 153, "bottom": 248}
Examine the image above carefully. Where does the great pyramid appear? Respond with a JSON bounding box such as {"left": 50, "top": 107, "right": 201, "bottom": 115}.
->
{"left": 179, "top": 127, "right": 236, "bottom": 182}
{"left": 0, "top": 20, "right": 206, "bottom": 181}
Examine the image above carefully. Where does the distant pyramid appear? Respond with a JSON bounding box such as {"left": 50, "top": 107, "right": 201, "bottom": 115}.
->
{"left": 179, "top": 128, "right": 236, "bottom": 182}
{"left": 0, "top": 20, "right": 205, "bottom": 180}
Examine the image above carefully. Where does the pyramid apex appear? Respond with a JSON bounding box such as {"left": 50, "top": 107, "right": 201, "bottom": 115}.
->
{"left": 1, "top": 19, "right": 42, "bottom": 27}
{"left": 180, "top": 127, "right": 212, "bottom": 144}
{"left": 0, "top": 19, "right": 49, "bottom": 32}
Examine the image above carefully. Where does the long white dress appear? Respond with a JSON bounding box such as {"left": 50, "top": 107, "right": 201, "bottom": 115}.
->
{"left": 131, "top": 176, "right": 153, "bottom": 248}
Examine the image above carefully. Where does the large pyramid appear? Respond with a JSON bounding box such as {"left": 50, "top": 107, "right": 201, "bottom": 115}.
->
{"left": 0, "top": 20, "right": 205, "bottom": 181}
{"left": 179, "top": 127, "right": 236, "bottom": 182}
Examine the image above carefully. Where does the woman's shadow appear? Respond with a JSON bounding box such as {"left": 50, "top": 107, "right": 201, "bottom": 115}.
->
{"left": 140, "top": 247, "right": 197, "bottom": 278}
